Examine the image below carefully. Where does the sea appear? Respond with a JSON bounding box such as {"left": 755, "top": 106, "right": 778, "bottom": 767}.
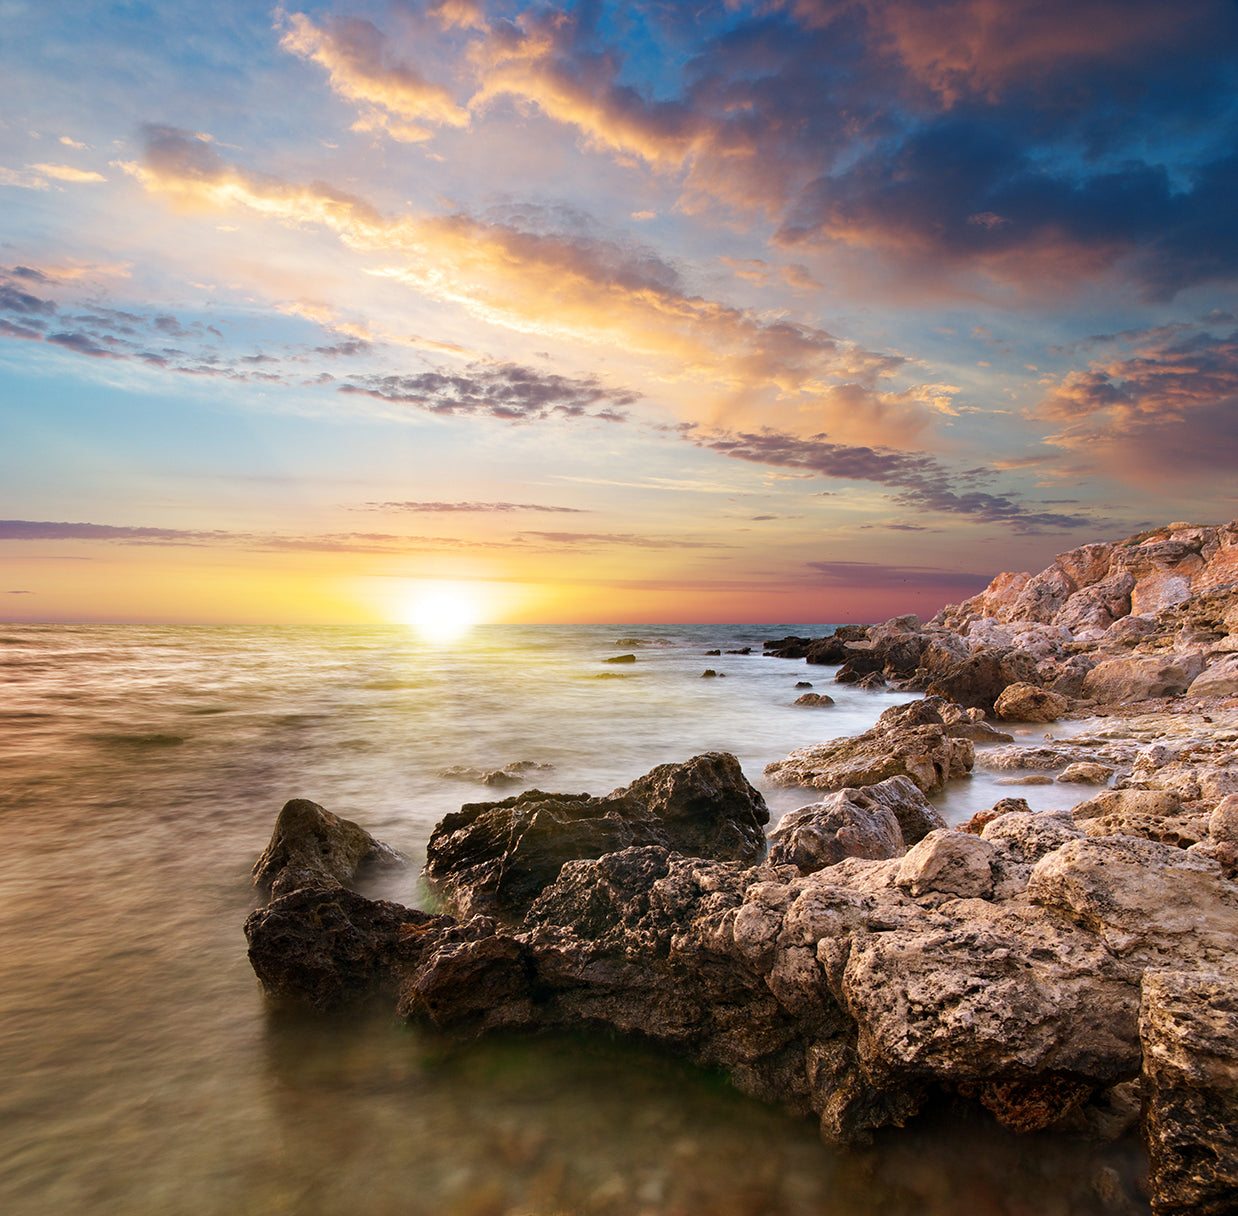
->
{"left": 0, "top": 623, "right": 1149, "bottom": 1215}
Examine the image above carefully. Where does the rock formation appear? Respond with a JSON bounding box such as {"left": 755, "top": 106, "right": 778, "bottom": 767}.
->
{"left": 244, "top": 518, "right": 1238, "bottom": 1216}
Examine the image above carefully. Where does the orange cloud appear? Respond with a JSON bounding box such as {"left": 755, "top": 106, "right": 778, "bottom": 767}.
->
{"left": 121, "top": 126, "right": 949, "bottom": 447}
{"left": 277, "top": 10, "right": 469, "bottom": 142}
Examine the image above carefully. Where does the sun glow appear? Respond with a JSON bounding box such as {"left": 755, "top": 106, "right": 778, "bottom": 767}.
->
{"left": 402, "top": 586, "right": 481, "bottom": 643}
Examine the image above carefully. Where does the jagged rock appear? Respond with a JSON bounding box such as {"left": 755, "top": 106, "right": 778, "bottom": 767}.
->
{"left": 1140, "top": 969, "right": 1238, "bottom": 1216}
{"left": 1188, "top": 654, "right": 1238, "bottom": 696}
{"left": 422, "top": 752, "right": 769, "bottom": 919}
{"left": 1055, "top": 541, "right": 1116, "bottom": 589}
{"left": 1208, "top": 794, "right": 1238, "bottom": 842}
{"left": 1082, "top": 654, "right": 1206, "bottom": 702}
{"left": 1056, "top": 572, "right": 1136, "bottom": 638}
{"left": 981, "top": 810, "right": 1084, "bottom": 867}
{"left": 855, "top": 671, "right": 887, "bottom": 690}
{"left": 1101, "top": 614, "right": 1161, "bottom": 649}
{"left": 764, "top": 697, "right": 974, "bottom": 795}
{"left": 604, "top": 653, "right": 637, "bottom": 663}
{"left": 994, "top": 682, "right": 1070, "bottom": 722}
{"left": 1008, "top": 564, "right": 1076, "bottom": 624}
{"left": 251, "top": 798, "right": 406, "bottom": 900}
{"left": 794, "top": 692, "right": 835, "bottom": 706}
{"left": 766, "top": 775, "right": 945, "bottom": 873}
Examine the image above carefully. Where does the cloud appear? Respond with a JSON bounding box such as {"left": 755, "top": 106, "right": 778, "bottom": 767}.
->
{"left": 121, "top": 127, "right": 938, "bottom": 442}
{"left": 28, "top": 163, "right": 106, "bottom": 183}
{"left": 1036, "top": 323, "right": 1238, "bottom": 480}
{"left": 805, "top": 559, "right": 993, "bottom": 593}
{"left": 340, "top": 361, "right": 638, "bottom": 421}
{"left": 362, "top": 500, "right": 588, "bottom": 513}
{"left": 277, "top": 10, "right": 469, "bottom": 142}
{"left": 689, "top": 426, "right": 1096, "bottom": 531}
{"left": 515, "top": 531, "right": 728, "bottom": 550}
{"left": 0, "top": 519, "right": 516, "bottom": 554}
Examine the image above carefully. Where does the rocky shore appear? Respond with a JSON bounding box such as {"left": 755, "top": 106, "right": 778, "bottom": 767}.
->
{"left": 245, "top": 520, "right": 1238, "bottom": 1216}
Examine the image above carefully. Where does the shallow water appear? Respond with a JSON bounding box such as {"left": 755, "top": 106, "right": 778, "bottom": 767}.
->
{"left": 0, "top": 624, "right": 1146, "bottom": 1214}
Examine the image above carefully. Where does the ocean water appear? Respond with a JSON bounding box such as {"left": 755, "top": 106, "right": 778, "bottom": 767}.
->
{"left": 0, "top": 624, "right": 1146, "bottom": 1215}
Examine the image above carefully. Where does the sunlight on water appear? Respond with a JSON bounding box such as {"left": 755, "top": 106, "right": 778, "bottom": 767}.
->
{"left": 0, "top": 624, "right": 1148, "bottom": 1215}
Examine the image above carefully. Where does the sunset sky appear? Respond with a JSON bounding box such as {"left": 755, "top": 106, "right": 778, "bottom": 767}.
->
{"left": 2, "top": 0, "right": 1236, "bottom": 624}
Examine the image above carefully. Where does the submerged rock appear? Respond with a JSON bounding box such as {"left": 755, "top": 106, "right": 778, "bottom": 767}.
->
{"left": 422, "top": 752, "right": 769, "bottom": 919}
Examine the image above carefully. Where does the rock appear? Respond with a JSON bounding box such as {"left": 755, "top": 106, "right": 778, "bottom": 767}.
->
{"left": 604, "top": 653, "right": 637, "bottom": 663}
{"left": 1008, "top": 564, "right": 1076, "bottom": 624}
{"left": 1073, "top": 789, "right": 1183, "bottom": 823}
{"left": 701, "top": 668, "right": 722, "bottom": 678}
{"left": 764, "top": 697, "right": 974, "bottom": 796}
{"left": 960, "top": 798, "right": 1031, "bottom": 835}
{"left": 1188, "top": 654, "right": 1238, "bottom": 696}
{"left": 1055, "top": 574, "right": 1137, "bottom": 640}
{"left": 251, "top": 798, "right": 406, "bottom": 900}
{"left": 856, "top": 671, "right": 887, "bottom": 689}
{"left": 767, "top": 792, "right": 905, "bottom": 874}
{"left": 1081, "top": 654, "right": 1206, "bottom": 702}
{"left": 895, "top": 830, "right": 996, "bottom": 899}
{"left": 1140, "top": 969, "right": 1238, "bottom": 1216}
{"left": 1056, "top": 762, "right": 1115, "bottom": 784}
{"left": 244, "top": 886, "right": 445, "bottom": 1010}
{"left": 1102, "top": 614, "right": 1161, "bottom": 648}
{"left": 726, "top": 647, "right": 752, "bottom": 654}
{"left": 422, "top": 752, "right": 769, "bottom": 919}
{"left": 767, "top": 774, "right": 946, "bottom": 873}
{"left": 796, "top": 681, "right": 813, "bottom": 688}
{"left": 1055, "top": 541, "right": 1116, "bottom": 589}
{"left": 1208, "top": 794, "right": 1238, "bottom": 842}
{"left": 981, "top": 810, "right": 1084, "bottom": 866}
{"left": 794, "top": 692, "right": 835, "bottom": 706}
{"left": 994, "top": 683, "right": 1070, "bottom": 722}
{"left": 918, "top": 647, "right": 1040, "bottom": 714}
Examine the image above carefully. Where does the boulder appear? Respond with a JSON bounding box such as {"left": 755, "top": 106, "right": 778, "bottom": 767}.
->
{"left": 422, "top": 752, "right": 769, "bottom": 919}
{"left": 251, "top": 798, "right": 406, "bottom": 900}
{"left": 1054, "top": 541, "right": 1116, "bottom": 589}
{"left": 1140, "top": 969, "right": 1238, "bottom": 1216}
{"left": 767, "top": 793, "right": 905, "bottom": 874}
{"left": 917, "top": 647, "right": 1040, "bottom": 713}
{"left": 894, "top": 830, "right": 996, "bottom": 899}
{"left": 1008, "top": 564, "right": 1076, "bottom": 624}
{"left": 1056, "top": 762, "right": 1114, "bottom": 784}
{"left": 764, "top": 698, "right": 974, "bottom": 796}
{"left": 244, "top": 886, "right": 445, "bottom": 1010}
{"left": 1081, "top": 654, "right": 1206, "bottom": 702}
{"left": 767, "top": 774, "right": 946, "bottom": 874}
{"left": 994, "top": 682, "right": 1070, "bottom": 722}
{"left": 1055, "top": 572, "right": 1136, "bottom": 637}
{"left": 1188, "top": 654, "right": 1238, "bottom": 696}
{"left": 794, "top": 692, "right": 835, "bottom": 706}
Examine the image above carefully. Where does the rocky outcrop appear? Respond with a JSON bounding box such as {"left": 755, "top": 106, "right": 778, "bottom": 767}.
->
{"left": 251, "top": 798, "right": 406, "bottom": 900}
{"left": 764, "top": 697, "right": 974, "bottom": 795}
{"left": 422, "top": 752, "right": 769, "bottom": 919}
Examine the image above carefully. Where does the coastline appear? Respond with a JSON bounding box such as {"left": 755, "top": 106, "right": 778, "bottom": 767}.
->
{"left": 245, "top": 520, "right": 1238, "bottom": 1216}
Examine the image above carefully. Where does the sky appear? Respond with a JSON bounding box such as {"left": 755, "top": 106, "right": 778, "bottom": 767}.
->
{"left": 1, "top": 0, "right": 1236, "bottom": 625}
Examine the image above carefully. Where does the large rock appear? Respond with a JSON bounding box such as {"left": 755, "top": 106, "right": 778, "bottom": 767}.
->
{"left": 1141, "top": 969, "right": 1238, "bottom": 1216}
{"left": 914, "top": 647, "right": 1040, "bottom": 713}
{"left": 422, "top": 752, "right": 769, "bottom": 919}
{"left": 252, "top": 798, "right": 406, "bottom": 900}
{"left": 1081, "top": 654, "right": 1206, "bottom": 702}
{"left": 766, "top": 775, "right": 945, "bottom": 874}
{"left": 1055, "top": 572, "right": 1136, "bottom": 637}
{"left": 994, "top": 682, "right": 1070, "bottom": 722}
{"left": 764, "top": 698, "right": 974, "bottom": 795}
{"left": 1188, "top": 654, "right": 1238, "bottom": 696}
{"left": 1008, "top": 564, "right": 1076, "bottom": 624}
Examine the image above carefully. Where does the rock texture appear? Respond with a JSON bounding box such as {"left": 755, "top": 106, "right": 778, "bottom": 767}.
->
{"left": 422, "top": 752, "right": 769, "bottom": 919}
{"left": 764, "top": 697, "right": 974, "bottom": 795}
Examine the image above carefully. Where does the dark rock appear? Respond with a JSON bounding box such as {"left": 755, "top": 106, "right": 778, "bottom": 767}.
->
{"left": 796, "top": 681, "right": 813, "bottom": 688}
{"left": 763, "top": 635, "right": 814, "bottom": 658}
{"left": 1141, "top": 970, "right": 1238, "bottom": 1216}
{"left": 422, "top": 752, "right": 769, "bottom": 919}
{"left": 701, "top": 668, "right": 721, "bottom": 677}
{"left": 915, "top": 647, "right": 1041, "bottom": 713}
{"left": 794, "top": 692, "right": 835, "bottom": 706}
{"left": 705, "top": 648, "right": 721, "bottom": 655}
{"left": 604, "top": 653, "right": 637, "bottom": 663}
{"left": 856, "top": 671, "right": 887, "bottom": 690}
{"left": 726, "top": 647, "right": 752, "bottom": 655}
{"left": 244, "top": 886, "right": 444, "bottom": 1010}
{"left": 251, "top": 798, "right": 406, "bottom": 900}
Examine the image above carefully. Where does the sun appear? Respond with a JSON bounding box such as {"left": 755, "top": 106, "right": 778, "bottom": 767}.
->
{"left": 402, "top": 586, "right": 481, "bottom": 644}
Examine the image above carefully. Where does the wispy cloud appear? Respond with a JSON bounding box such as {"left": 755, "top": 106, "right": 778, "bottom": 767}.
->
{"left": 361, "top": 500, "right": 588, "bottom": 513}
